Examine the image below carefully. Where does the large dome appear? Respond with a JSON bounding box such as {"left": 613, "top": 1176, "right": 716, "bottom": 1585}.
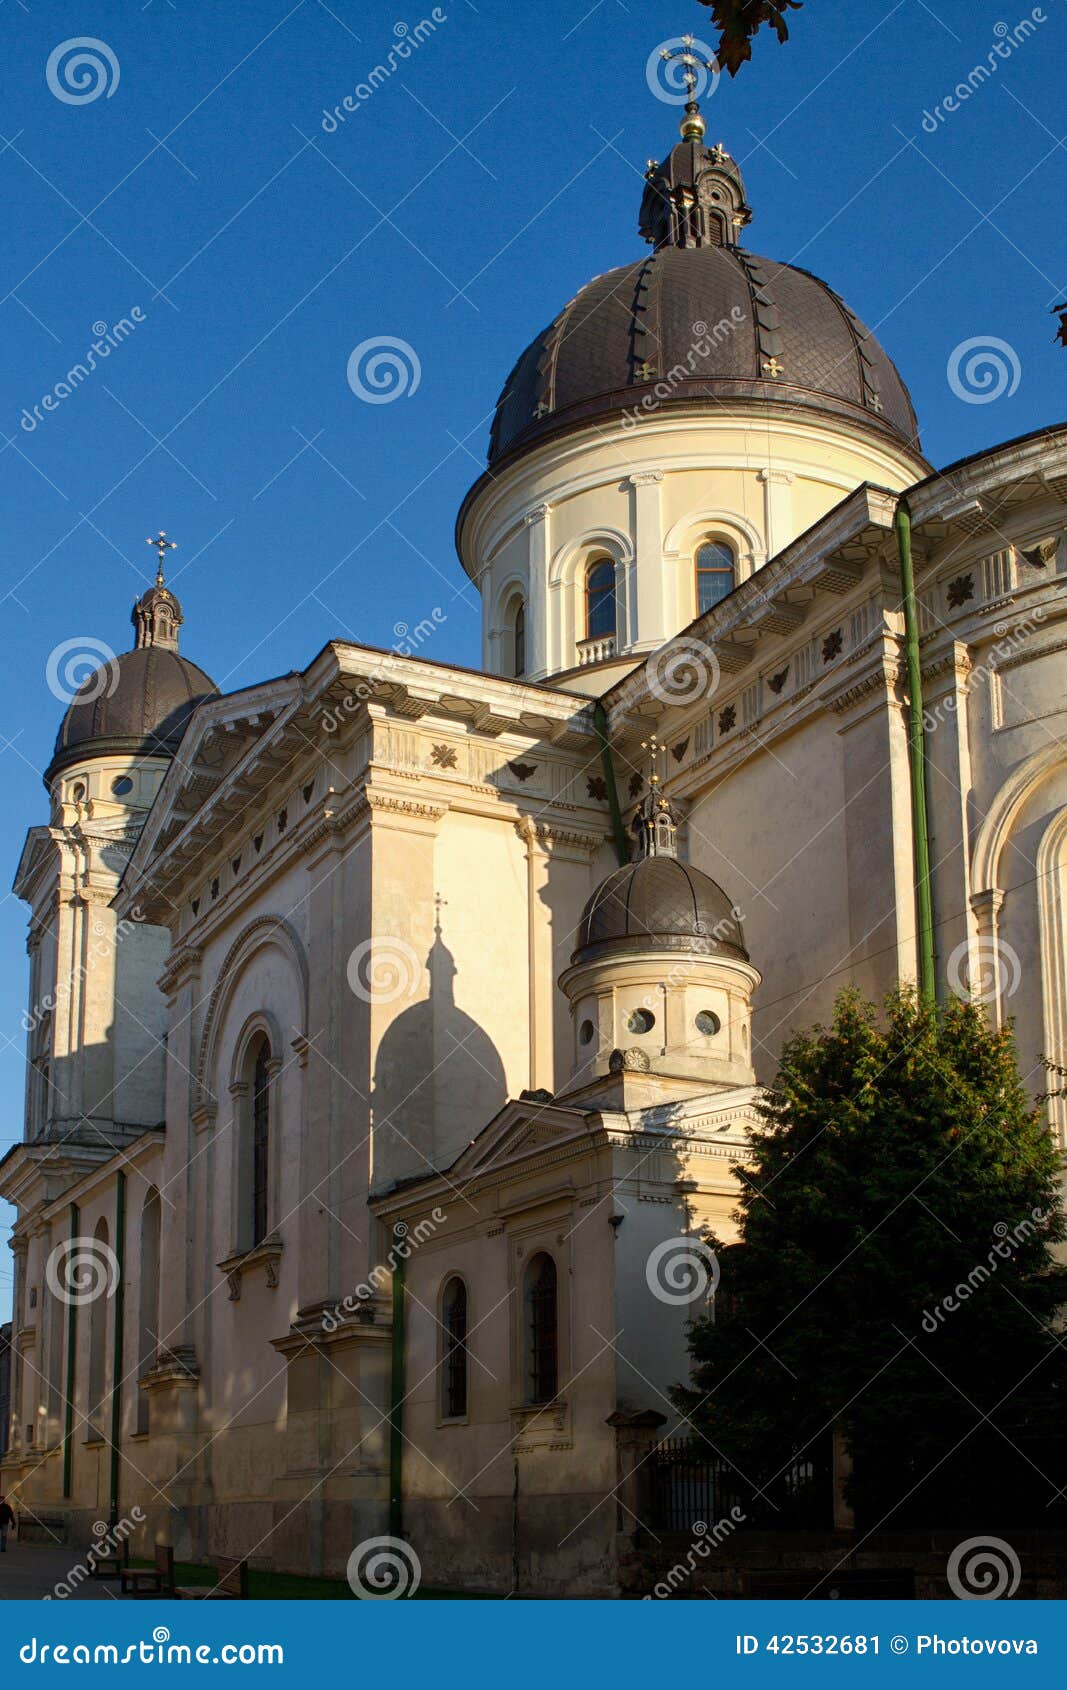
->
{"left": 45, "top": 574, "right": 217, "bottom": 784}
{"left": 488, "top": 132, "right": 918, "bottom": 467}
{"left": 573, "top": 855, "right": 747, "bottom": 966}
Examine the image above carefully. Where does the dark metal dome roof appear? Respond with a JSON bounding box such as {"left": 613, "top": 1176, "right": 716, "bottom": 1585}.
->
{"left": 490, "top": 243, "right": 919, "bottom": 465}
{"left": 573, "top": 855, "right": 748, "bottom": 966}
{"left": 486, "top": 129, "right": 918, "bottom": 468}
{"left": 47, "top": 646, "right": 218, "bottom": 783}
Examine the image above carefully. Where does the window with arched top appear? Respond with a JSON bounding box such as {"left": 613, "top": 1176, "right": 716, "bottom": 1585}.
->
{"left": 586, "top": 559, "right": 617, "bottom": 641}
{"left": 441, "top": 1277, "right": 469, "bottom": 1418}
{"left": 513, "top": 602, "right": 526, "bottom": 679}
{"left": 137, "top": 1189, "right": 162, "bottom": 1433}
{"left": 525, "top": 1252, "right": 558, "bottom": 1404}
{"left": 88, "top": 1218, "right": 110, "bottom": 1439}
{"left": 251, "top": 1040, "right": 271, "bottom": 1247}
{"left": 695, "top": 540, "right": 736, "bottom": 613}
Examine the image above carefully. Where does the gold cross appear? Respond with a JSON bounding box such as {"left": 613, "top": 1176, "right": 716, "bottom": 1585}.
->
{"left": 146, "top": 529, "right": 176, "bottom": 585}
{"left": 762, "top": 357, "right": 784, "bottom": 379}
{"left": 658, "top": 36, "right": 716, "bottom": 102}
{"left": 636, "top": 359, "right": 654, "bottom": 381}
{"left": 641, "top": 734, "right": 663, "bottom": 786}
{"left": 710, "top": 142, "right": 728, "bottom": 164}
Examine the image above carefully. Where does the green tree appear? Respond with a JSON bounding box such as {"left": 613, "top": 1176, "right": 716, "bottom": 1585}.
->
{"left": 700, "top": 1, "right": 804, "bottom": 77}
{"left": 676, "top": 990, "right": 1067, "bottom": 1529}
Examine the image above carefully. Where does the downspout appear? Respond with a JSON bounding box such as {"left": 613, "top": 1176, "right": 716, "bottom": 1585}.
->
{"left": 895, "top": 498, "right": 936, "bottom": 1001}
{"left": 593, "top": 701, "right": 630, "bottom": 867}
{"left": 388, "top": 1222, "right": 406, "bottom": 1537}
{"left": 108, "top": 1171, "right": 126, "bottom": 1526}
{"left": 62, "top": 1202, "right": 78, "bottom": 1498}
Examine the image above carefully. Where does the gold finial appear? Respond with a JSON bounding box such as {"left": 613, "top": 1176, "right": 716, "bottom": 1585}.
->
{"left": 146, "top": 529, "right": 177, "bottom": 586}
{"left": 641, "top": 733, "right": 664, "bottom": 787}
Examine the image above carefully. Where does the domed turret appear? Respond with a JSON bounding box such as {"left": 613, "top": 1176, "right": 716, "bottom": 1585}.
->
{"left": 45, "top": 532, "right": 217, "bottom": 789}
{"left": 559, "top": 738, "right": 760, "bottom": 1088}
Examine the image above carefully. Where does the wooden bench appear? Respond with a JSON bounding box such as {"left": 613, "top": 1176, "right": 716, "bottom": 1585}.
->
{"left": 175, "top": 1557, "right": 249, "bottom": 1600}
{"left": 120, "top": 1544, "right": 175, "bottom": 1597}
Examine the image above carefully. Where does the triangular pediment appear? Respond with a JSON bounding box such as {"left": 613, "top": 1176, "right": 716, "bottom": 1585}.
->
{"left": 447, "top": 1097, "right": 600, "bottom": 1181}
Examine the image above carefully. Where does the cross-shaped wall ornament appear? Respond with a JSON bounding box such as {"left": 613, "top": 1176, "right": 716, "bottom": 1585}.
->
{"left": 762, "top": 357, "right": 784, "bottom": 379}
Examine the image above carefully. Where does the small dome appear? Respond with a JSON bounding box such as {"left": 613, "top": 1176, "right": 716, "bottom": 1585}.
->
{"left": 573, "top": 856, "right": 747, "bottom": 966}
{"left": 46, "top": 646, "right": 217, "bottom": 784}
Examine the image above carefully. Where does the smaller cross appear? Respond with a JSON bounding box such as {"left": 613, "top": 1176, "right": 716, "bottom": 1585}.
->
{"left": 636, "top": 359, "right": 654, "bottom": 381}
{"left": 762, "top": 357, "right": 784, "bottom": 379}
{"left": 709, "top": 142, "right": 728, "bottom": 164}
{"left": 146, "top": 529, "right": 176, "bottom": 585}
{"left": 533, "top": 399, "right": 551, "bottom": 419}
{"left": 434, "top": 891, "right": 448, "bottom": 933}
{"left": 867, "top": 392, "right": 883, "bottom": 413}
{"left": 641, "top": 734, "right": 663, "bottom": 787}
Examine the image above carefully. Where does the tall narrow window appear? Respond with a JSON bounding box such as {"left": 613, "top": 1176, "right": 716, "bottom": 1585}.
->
{"left": 525, "top": 1253, "right": 558, "bottom": 1404}
{"left": 252, "top": 1043, "right": 271, "bottom": 1247}
{"left": 696, "top": 540, "right": 735, "bottom": 613}
{"left": 586, "top": 559, "right": 617, "bottom": 641}
{"left": 88, "top": 1218, "right": 110, "bottom": 1439}
{"left": 442, "top": 1277, "right": 468, "bottom": 1418}
{"left": 514, "top": 603, "right": 526, "bottom": 678}
{"left": 137, "top": 1190, "right": 161, "bottom": 1434}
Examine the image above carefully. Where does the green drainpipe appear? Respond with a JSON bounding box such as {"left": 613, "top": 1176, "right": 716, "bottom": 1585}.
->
{"left": 108, "top": 1171, "right": 126, "bottom": 1526}
{"left": 388, "top": 1223, "right": 406, "bottom": 1537}
{"left": 593, "top": 701, "right": 630, "bottom": 868}
{"left": 62, "top": 1202, "right": 78, "bottom": 1498}
{"left": 895, "top": 498, "right": 936, "bottom": 1002}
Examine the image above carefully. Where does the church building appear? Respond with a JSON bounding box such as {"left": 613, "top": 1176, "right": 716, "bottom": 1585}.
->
{"left": 2, "top": 79, "right": 1066, "bottom": 1596}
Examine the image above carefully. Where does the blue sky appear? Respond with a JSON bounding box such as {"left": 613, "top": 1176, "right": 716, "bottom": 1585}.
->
{"left": 1, "top": 0, "right": 1065, "bottom": 1309}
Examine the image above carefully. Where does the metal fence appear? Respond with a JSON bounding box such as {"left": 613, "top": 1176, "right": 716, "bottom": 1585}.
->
{"left": 648, "top": 1437, "right": 831, "bottom": 1532}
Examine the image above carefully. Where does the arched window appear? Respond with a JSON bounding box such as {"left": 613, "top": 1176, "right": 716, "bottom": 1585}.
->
{"left": 251, "top": 1041, "right": 271, "bottom": 1247}
{"left": 695, "top": 540, "right": 736, "bottom": 613}
{"left": 586, "top": 559, "right": 617, "bottom": 641}
{"left": 513, "top": 602, "right": 526, "bottom": 678}
{"left": 525, "top": 1253, "right": 558, "bottom": 1404}
{"left": 137, "top": 1189, "right": 161, "bottom": 1434}
{"left": 88, "top": 1218, "right": 110, "bottom": 1440}
{"left": 441, "top": 1277, "right": 468, "bottom": 1418}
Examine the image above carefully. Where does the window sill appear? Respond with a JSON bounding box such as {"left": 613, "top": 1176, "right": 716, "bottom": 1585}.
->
{"left": 436, "top": 1414, "right": 470, "bottom": 1429}
{"left": 217, "top": 1235, "right": 283, "bottom": 1301}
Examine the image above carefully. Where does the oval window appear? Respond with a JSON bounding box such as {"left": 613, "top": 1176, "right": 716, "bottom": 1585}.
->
{"left": 71, "top": 781, "right": 86, "bottom": 802}
{"left": 579, "top": 1019, "right": 594, "bottom": 1046}
{"left": 111, "top": 776, "right": 134, "bottom": 796}
{"left": 696, "top": 1010, "right": 721, "bottom": 1036}
{"left": 628, "top": 1007, "right": 655, "bottom": 1035}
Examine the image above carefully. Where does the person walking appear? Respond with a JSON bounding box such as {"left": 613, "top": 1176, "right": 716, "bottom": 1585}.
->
{"left": 0, "top": 1496, "right": 15, "bottom": 1553}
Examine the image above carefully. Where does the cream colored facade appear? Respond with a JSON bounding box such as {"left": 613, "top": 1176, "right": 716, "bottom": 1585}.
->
{"left": 4, "top": 87, "right": 1067, "bottom": 1591}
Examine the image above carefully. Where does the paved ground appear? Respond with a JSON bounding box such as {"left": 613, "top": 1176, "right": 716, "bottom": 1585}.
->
{"left": 0, "top": 1542, "right": 128, "bottom": 1600}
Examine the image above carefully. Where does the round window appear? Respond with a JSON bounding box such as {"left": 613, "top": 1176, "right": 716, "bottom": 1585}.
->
{"left": 627, "top": 1007, "right": 655, "bottom": 1035}
{"left": 71, "top": 781, "right": 86, "bottom": 802}
{"left": 696, "top": 1009, "right": 721, "bottom": 1037}
{"left": 579, "top": 1019, "right": 594, "bottom": 1046}
{"left": 111, "top": 776, "right": 133, "bottom": 796}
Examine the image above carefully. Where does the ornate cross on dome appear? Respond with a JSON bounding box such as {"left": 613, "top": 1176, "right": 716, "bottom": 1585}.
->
{"left": 146, "top": 529, "right": 177, "bottom": 586}
{"left": 659, "top": 36, "right": 715, "bottom": 104}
